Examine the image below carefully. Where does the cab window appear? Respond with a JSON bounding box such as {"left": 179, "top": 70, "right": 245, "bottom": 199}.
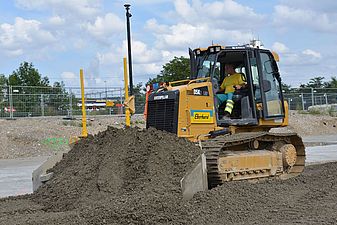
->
{"left": 260, "top": 52, "right": 284, "bottom": 117}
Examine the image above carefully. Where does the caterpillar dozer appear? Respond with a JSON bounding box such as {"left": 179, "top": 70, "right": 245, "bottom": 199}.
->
{"left": 145, "top": 42, "right": 305, "bottom": 199}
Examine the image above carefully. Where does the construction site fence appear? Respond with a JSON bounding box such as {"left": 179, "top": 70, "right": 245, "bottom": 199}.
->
{"left": 0, "top": 85, "right": 145, "bottom": 118}
{"left": 283, "top": 88, "right": 337, "bottom": 111}
{"left": 1, "top": 86, "right": 337, "bottom": 118}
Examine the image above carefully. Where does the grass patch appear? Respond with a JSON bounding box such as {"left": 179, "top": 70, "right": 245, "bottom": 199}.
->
{"left": 307, "top": 108, "right": 322, "bottom": 115}
{"left": 297, "top": 110, "right": 310, "bottom": 114}
{"left": 328, "top": 106, "right": 337, "bottom": 117}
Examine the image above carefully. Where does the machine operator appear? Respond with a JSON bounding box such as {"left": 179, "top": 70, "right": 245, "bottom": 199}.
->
{"left": 216, "top": 63, "right": 246, "bottom": 119}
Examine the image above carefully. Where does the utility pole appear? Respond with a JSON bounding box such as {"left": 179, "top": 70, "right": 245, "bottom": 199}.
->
{"left": 104, "top": 80, "right": 107, "bottom": 101}
{"left": 124, "top": 3, "right": 133, "bottom": 95}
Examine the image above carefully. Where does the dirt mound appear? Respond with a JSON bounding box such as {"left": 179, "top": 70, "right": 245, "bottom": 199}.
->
{"left": 33, "top": 126, "right": 200, "bottom": 214}
{"left": 1, "top": 127, "right": 337, "bottom": 225}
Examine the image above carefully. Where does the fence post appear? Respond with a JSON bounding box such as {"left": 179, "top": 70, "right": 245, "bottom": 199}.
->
{"left": 301, "top": 93, "right": 305, "bottom": 110}
{"left": 40, "top": 94, "right": 45, "bottom": 116}
{"left": 324, "top": 93, "right": 328, "bottom": 105}
{"left": 9, "top": 86, "right": 13, "bottom": 119}
{"left": 120, "top": 87, "right": 123, "bottom": 115}
{"left": 68, "top": 88, "right": 73, "bottom": 118}
{"left": 311, "top": 88, "right": 314, "bottom": 106}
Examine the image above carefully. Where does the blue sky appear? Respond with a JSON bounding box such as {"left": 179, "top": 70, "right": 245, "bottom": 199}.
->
{"left": 1, "top": 0, "right": 336, "bottom": 87}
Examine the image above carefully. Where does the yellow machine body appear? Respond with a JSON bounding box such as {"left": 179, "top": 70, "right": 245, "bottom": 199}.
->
{"left": 146, "top": 44, "right": 305, "bottom": 197}
{"left": 167, "top": 78, "right": 289, "bottom": 142}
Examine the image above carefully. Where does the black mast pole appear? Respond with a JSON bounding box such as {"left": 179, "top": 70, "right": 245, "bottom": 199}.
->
{"left": 124, "top": 4, "right": 133, "bottom": 96}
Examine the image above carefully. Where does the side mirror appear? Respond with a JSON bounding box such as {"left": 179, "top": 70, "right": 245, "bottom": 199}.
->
{"left": 264, "top": 60, "right": 273, "bottom": 74}
{"left": 262, "top": 80, "right": 271, "bottom": 92}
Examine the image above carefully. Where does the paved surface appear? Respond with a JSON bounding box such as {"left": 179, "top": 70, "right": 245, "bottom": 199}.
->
{"left": 303, "top": 134, "right": 337, "bottom": 144}
{"left": 0, "top": 156, "right": 48, "bottom": 197}
{"left": 1, "top": 135, "right": 337, "bottom": 198}
{"left": 306, "top": 145, "right": 337, "bottom": 164}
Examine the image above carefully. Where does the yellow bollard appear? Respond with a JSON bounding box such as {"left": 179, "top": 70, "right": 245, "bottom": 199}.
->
{"left": 123, "top": 57, "right": 131, "bottom": 127}
{"left": 80, "top": 69, "right": 88, "bottom": 137}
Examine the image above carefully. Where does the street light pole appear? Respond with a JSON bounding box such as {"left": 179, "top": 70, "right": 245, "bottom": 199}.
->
{"left": 124, "top": 4, "right": 133, "bottom": 96}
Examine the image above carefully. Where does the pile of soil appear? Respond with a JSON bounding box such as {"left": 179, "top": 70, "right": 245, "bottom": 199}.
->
{"left": 33, "top": 127, "right": 200, "bottom": 219}
{"left": 1, "top": 127, "right": 337, "bottom": 225}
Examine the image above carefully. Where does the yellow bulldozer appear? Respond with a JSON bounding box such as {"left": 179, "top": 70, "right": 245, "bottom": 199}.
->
{"left": 145, "top": 42, "right": 305, "bottom": 199}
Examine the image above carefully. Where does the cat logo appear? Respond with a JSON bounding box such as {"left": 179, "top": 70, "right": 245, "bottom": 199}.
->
{"left": 154, "top": 95, "right": 169, "bottom": 100}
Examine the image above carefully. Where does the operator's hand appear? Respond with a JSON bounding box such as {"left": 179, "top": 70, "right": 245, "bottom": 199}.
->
{"left": 234, "top": 85, "right": 242, "bottom": 90}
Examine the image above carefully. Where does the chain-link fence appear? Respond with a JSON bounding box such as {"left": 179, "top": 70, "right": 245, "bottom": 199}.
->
{"left": 283, "top": 88, "right": 337, "bottom": 110}
{"left": 0, "top": 85, "right": 145, "bottom": 118}
{"left": 1, "top": 86, "right": 336, "bottom": 118}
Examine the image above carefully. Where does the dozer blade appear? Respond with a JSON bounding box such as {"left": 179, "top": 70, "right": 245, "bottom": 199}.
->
{"left": 180, "top": 153, "right": 208, "bottom": 200}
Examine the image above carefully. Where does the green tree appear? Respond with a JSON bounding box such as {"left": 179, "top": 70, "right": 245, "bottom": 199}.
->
{"left": 281, "top": 82, "right": 291, "bottom": 92}
{"left": 324, "top": 76, "right": 337, "bottom": 88}
{"left": 300, "top": 76, "right": 325, "bottom": 88}
{"left": 8, "top": 62, "right": 49, "bottom": 86}
{"left": 47, "top": 81, "right": 70, "bottom": 115}
{"left": 133, "top": 82, "right": 146, "bottom": 114}
{"left": 0, "top": 74, "right": 8, "bottom": 116}
{"left": 0, "top": 74, "right": 8, "bottom": 86}
{"left": 148, "top": 56, "right": 190, "bottom": 84}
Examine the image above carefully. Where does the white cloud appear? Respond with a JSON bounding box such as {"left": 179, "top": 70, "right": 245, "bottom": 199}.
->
{"left": 302, "top": 49, "right": 321, "bottom": 58}
{"left": 174, "top": 0, "right": 198, "bottom": 22}
{"left": 86, "top": 13, "right": 124, "bottom": 43}
{"left": 60, "top": 71, "right": 78, "bottom": 86}
{"left": 145, "top": 19, "right": 169, "bottom": 34}
{"left": 97, "top": 39, "right": 161, "bottom": 66}
{"left": 73, "top": 39, "right": 87, "bottom": 49}
{"left": 48, "top": 16, "right": 65, "bottom": 26}
{"left": 61, "top": 71, "right": 76, "bottom": 80}
{"left": 131, "top": 41, "right": 161, "bottom": 64}
{"left": 272, "top": 42, "right": 289, "bottom": 54}
{"left": 6, "top": 49, "right": 23, "bottom": 57}
{"left": 0, "top": 17, "right": 57, "bottom": 57}
{"left": 15, "top": 0, "right": 101, "bottom": 17}
{"left": 280, "top": 0, "right": 337, "bottom": 13}
{"left": 279, "top": 50, "right": 322, "bottom": 67}
{"left": 152, "top": 22, "right": 253, "bottom": 51}
{"left": 273, "top": 4, "right": 337, "bottom": 32}
{"left": 146, "top": 0, "right": 262, "bottom": 52}
{"left": 134, "top": 63, "right": 162, "bottom": 75}
{"left": 92, "top": 0, "right": 264, "bottom": 84}
{"left": 130, "top": 0, "right": 172, "bottom": 5}
{"left": 173, "top": 0, "right": 265, "bottom": 29}
{"left": 161, "top": 50, "right": 188, "bottom": 62}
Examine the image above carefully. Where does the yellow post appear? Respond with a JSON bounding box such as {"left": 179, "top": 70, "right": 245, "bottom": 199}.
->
{"left": 80, "top": 69, "right": 88, "bottom": 137}
{"left": 123, "top": 57, "right": 131, "bottom": 127}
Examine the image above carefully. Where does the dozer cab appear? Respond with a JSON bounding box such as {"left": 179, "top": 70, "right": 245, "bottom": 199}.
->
{"left": 145, "top": 43, "right": 305, "bottom": 199}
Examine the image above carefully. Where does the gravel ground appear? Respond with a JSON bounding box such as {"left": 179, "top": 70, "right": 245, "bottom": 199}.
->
{"left": 0, "top": 127, "right": 336, "bottom": 225}
{"left": 0, "top": 114, "right": 145, "bottom": 159}
{"left": 271, "top": 111, "right": 337, "bottom": 136}
{"left": 0, "top": 111, "right": 336, "bottom": 159}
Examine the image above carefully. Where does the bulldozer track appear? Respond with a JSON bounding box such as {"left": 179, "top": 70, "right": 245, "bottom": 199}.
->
{"left": 201, "top": 132, "right": 306, "bottom": 188}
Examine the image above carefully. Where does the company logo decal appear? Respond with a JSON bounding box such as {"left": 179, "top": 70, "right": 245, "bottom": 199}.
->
{"left": 190, "top": 110, "right": 213, "bottom": 123}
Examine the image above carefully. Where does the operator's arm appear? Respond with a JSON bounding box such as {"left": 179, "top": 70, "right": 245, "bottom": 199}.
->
{"left": 217, "top": 79, "right": 226, "bottom": 93}
{"left": 234, "top": 74, "right": 247, "bottom": 90}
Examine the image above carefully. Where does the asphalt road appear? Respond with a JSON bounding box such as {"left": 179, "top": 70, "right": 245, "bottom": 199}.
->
{"left": 1, "top": 135, "right": 337, "bottom": 198}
